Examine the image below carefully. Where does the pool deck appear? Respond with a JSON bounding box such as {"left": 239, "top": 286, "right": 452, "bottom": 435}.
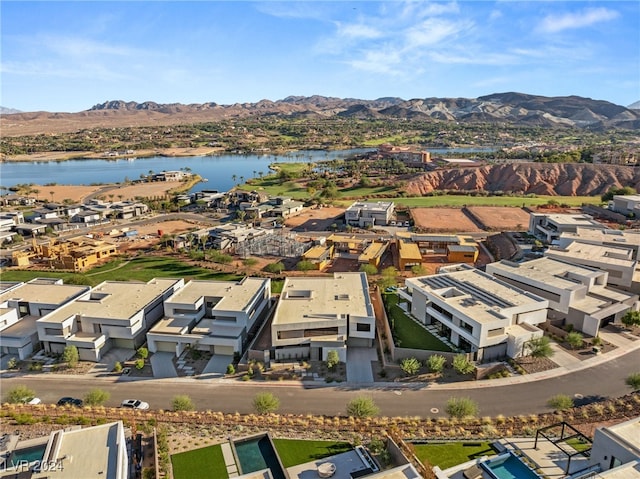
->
{"left": 287, "top": 449, "right": 370, "bottom": 479}
{"left": 437, "top": 437, "right": 591, "bottom": 479}
{"left": 221, "top": 442, "right": 239, "bottom": 477}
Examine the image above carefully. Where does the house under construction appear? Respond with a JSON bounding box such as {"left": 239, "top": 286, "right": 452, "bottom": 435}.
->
{"left": 12, "top": 237, "right": 119, "bottom": 271}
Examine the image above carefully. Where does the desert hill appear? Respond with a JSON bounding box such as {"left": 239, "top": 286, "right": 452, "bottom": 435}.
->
{"left": 404, "top": 163, "right": 640, "bottom": 197}
{"left": 2, "top": 92, "right": 639, "bottom": 137}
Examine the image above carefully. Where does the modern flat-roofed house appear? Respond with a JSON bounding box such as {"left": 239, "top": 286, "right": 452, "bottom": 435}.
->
{"left": 589, "top": 416, "right": 640, "bottom": 477}
{"left": 557, "top": 227, "right": 640, "bottom": 261}
{"left": 0, "top": 421, "right": 128, "bottom": 479}
{"left": 545, "top": 242, "right": 640, "bottom": 292}
{"left": 611, "top": 194, "right": 640, "bottom": 217}
{"left": 271, "top": 273, "right": 375, "bottom": 362}
{"left": 528, "top": 213, "right": 604, "bottom": 243}
{"left": 486, "top": 257, "right": 638, "bottom": 337}
{"left": 404, "top": 264, "right": 549, "bottom": 361}
{"left": 37, "top": 278, "right": 183, "bottom": 361}
{"left": 0, "top": 278, "right": 89, "bottom": 359}
{"left": 147, "top": 277, "right": 271, "bottom": 358}
{"left": 345, "top": 201, "right": 395, "bottom": 227}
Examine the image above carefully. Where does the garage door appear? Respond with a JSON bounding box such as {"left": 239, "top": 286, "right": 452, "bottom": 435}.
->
{"left": 155, "top": 341, "right": 176, "bottom": 353}
{"left": 214, "top": 345, "right": 234, "bottom": 356}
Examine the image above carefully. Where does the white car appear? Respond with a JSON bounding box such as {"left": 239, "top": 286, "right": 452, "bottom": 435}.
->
{"left": 121, "top": 399, "right": 149, "bottom": 410}
{"left": 27, "top": 397, "right": 41, "bottom": 405}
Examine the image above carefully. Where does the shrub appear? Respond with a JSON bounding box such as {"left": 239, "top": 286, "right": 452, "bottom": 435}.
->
{"left": 4, "top": 385, "right": 36, "bottom": 404}
{"left": 525, "top": 337, "right": 554, "bottom": 358}
{"left": 84, "top": 388, "right": 110, "bottom": 406}
{"left": 226, "top": 364, "right": 236, "bottom": 375}
{"left": 346, "top": 396, "right": 380, "bottom": 418}
{"left": 135, "top": 358, "right": 145, "bottom": 370}
{"left": 547, "top": 394, "right": 574, "bottom": 411}
{"left": 566, "top": 331, "right": 584, "bottom": 350}
{"left": 137, "top": 347, "right": 149, "bottom": 359}
{"left": 62, "top": 345, "right": 79, "bottom": 368}
{"left": 113, "top": 361, "right": 123, "bottom": 373}
{"left": 445, "top": 397, "right": 479, "bottom": 419}
{"left": 326, "top": 350, "right": 340, "bottom": 370}
{"left": 427, "top": 354, "right": 446, "bottom": 373}
{"left": 7, "top": 357, "right": 18, "bottom": 369}
{"left": 452, "top": 354, "right": 475, "bottom": 375}
{"left": 264, "top": 262, "right": 285, "bottom": 274}
{"left": 171, "top": 395, "right": 194, "bottom": 411}
{"left": 621, "top": 310, "right": 640, "bottom": 329}
{"left": 253, "top": 392, "right": 280, "bottom": 414}
{"left": 625, "top": 372, "right": 640, "bottom": 391}
{"left": 400, "top": 357, "right": 421, "bottom": 376}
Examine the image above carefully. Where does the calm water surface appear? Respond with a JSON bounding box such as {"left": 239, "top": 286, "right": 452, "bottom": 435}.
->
{"left": 0, "top": 147, "right": 493, "bottom": 193}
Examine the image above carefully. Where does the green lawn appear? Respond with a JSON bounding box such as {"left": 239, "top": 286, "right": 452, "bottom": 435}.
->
{"left": 384, "top": 295, "right": 452, "bottom": 351}
{"left": 413, "top": 442, "right": 497, "bottom": 470}
{"left": 564, "top": 437, "right": 592, "bottom": 453}
{"left": 172, "top": 444, "right": 228, "bottom": 479}
{"left": 273, "top": 439, "right": 353, "bottom": 468}
{"left": 1, "top": 256, "right": 242, "bottom": 286}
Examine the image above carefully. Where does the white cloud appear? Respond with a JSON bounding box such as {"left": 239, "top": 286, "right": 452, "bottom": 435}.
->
{"left": 538, "top": 7, "right": 619, "bottom": 33}
{"left": 404, "top": 18, "right": 469, "bottom": 48}
{"left": 489, "top": 10, "right": 502, "bottom": 21}
{"left": 336, "top": 23, "right": 382, "bottom": 40}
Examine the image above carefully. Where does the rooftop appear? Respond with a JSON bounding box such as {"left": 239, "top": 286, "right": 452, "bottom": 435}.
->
{"left": 38, "top": 278, "right": 181, "bottom": 324}
{"left": 274, "top": 273, "right": 373, "bottom": 326}
{"left": 0, "top": 281, "right": 88, "bottom": 307}
{"left": 605, "top": 417, "right": 640, "bottom": 455}
{"left": 546, "top": 242, "right": 636, "bottom": 268}
{"left": 166, "top": 278, "right": 269, "bottom": 313}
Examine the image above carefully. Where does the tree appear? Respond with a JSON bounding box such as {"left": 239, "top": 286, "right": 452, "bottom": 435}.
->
{"left": 625, "top": 372, "right": 640, "bottom": 391}
{"left": 253, "top": 392, "right": 280, "bottom": 414}
{"left": 452, "top": 354, "right": 474, "bottom": 375}
{"left": 346, "top": 396, "right": 380, "bottom": 418}
{"left": 525, "top": 336, "right": 554, "bottom": 358}
{"left": 400, "top": 357, "right": 421, "bottom": 376}
{"left": 359, "top": 264, "right": 378, "bottom": 275}
{"left": 566, "top": 331, "right": 584, "bottom": 350}
{"left": 296, "top": 260, "right": 315, "bottom": 273}
{"left": 264, "top": 262, "right": 285, "bottom": 274}
{"left": 378, "top": 266, "right": 398, "bottom": 289}
{"left": 326, "top": 350, "right": 340, "bottom": 370}
{"left": 84, "top": 388, "right": 110, "bottom": 406}
{"left": 5, "top": 385, "right": 36, "bottom": 404}
{"left": 601, "top": 186, "right": 636, "bottom": 203}
{"left": 621, "top": 310, "right": 640, "bottom": 329}
{"left": 62, "top": 345, "right": 79, "bottom": 368}
{"left": 427, "top": 354, "right": 446, "bottom": 374}
{"left": 547, "top": 394, "right": 574, "bottom": 411}
{"left": 446, "top": 397, "right": 479, "bottom": 419}
{"left": 137, "top": 347, "right": 149, "bottom": 359}
{"left": 411, "top": 264, "right": 427, "bottom": 275}
{"left": 172, "top": 395, "right": 195, "bottom": 411}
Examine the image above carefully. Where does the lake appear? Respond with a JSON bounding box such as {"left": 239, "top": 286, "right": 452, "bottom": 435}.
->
{"left": 0, "top": 147, "right": 494, "bottom": 193}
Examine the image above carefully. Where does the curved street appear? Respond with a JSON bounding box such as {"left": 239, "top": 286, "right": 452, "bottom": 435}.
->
{"left": 3, "top": 347, "right": 638, "bottom": 418}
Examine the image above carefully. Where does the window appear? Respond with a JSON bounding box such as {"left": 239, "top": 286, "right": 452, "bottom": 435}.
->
{"left": 356, "top": 323, "right": 371, "bottom": 332}
{"left": 461, "top": 321, "right": 473, "bottom": 334}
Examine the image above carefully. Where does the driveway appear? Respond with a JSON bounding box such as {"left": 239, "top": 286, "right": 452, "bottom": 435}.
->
{"left": 150, "top": 352, "right": 178, "bottom": 378}
{"left": 199, "top": 354, "right": 233, "bottom": 379}
{"left": 346, "top": 347, "right": 376, "bottom": 383}
{"left": 89, "top": 348, "right": 133, "bottom": 377}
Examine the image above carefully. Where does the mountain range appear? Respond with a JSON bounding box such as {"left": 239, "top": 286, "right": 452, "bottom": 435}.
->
{"left": 2, "top": 93, "right": 639, "bottom": 136}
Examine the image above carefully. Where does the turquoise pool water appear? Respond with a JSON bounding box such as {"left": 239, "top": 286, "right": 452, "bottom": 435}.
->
{"left": 9, "top": 444, "right": 46, "bottom": 467}
{"left": 482, "top": 453, "right": 539, "bottom": 479}
{"left": 233, "top": 435, "right": 286, "bottom": 479}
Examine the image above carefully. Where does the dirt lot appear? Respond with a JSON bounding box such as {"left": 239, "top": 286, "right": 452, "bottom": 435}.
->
{"left": 466, "top": 206, "right": 531, "bottom": 231}
{"left": 284, "top": 206, "right": 345, "bottom": 231}
{"left": 410, "top": 207, "right": 483, "bottom": 233}
{"left": 27, "top": 182, "right": 179, "bottom": 204}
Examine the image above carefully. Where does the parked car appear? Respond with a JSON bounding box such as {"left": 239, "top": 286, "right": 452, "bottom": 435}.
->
{"left": 57, "top": 397, "right": 83, "bottom": 407}
{"left": 27, "top": 397, "right": 41, "bottom": 405}
{"left": 121, "top": 399, "right": 149, "bottom": 410}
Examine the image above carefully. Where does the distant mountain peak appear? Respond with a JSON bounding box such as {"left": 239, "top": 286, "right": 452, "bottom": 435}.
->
{"left": 0, "top": 106, "right": 22, "bottom": 114}
{"left": 629, "top": 100, "right": 640, "bottom": 110}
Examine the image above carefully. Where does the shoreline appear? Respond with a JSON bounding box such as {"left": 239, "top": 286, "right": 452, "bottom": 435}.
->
{"left": 0, "top": 146, "right": 227, "bottom": 163}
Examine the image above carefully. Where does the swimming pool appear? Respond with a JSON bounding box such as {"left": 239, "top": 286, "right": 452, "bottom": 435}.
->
{"left": 8, "top": 444, "right": 47, "bottom": 468}
{"left": 232, "top": 434, "right": 287, "bottom": 479}
{"left": 481, "top": 452, "right": 540, "bottom": 479}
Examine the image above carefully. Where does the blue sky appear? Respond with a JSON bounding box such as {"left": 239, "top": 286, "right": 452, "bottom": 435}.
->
{"left": 2, "top": 1, "right": 639, "bottom": 112}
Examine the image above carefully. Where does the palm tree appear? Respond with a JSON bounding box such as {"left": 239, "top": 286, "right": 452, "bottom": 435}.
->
{"left": 50, "top": 191, "right": 55, "bottom": 202}
{"left": 232, "top": 174, "right": 237, "bottom": 185}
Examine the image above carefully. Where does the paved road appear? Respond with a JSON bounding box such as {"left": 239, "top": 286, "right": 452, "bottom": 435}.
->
{"left": 4, "top": 348, "right": 638, "bottom": 417}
